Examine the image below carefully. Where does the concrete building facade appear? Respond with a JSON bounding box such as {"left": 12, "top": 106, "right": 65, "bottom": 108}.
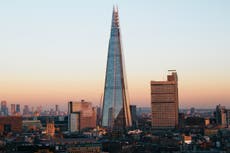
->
{"left": 151, "top": 71, "right": 179, "bottom": 129}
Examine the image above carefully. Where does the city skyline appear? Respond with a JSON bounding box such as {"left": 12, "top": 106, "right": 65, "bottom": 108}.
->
{"left": 0, "top": 1, "right": 230, "bottom": 109}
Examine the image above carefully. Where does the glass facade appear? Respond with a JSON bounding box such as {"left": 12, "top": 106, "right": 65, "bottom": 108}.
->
{"left": 102, "top": 8, "right": 132, "bottom": 129}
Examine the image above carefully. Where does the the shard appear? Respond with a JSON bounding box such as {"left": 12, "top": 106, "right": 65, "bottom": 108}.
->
{"left": 102, "top": 7, "right": 132, "bottom": 130}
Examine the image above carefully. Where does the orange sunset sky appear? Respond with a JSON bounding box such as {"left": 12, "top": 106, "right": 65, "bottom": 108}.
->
{"left": 0, "top": 1, "right": 229, "bottom": 110}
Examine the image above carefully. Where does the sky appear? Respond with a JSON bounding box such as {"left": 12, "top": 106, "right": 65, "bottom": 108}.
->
{"left": 0, "top": 0, "right": 230, "bottom": 110}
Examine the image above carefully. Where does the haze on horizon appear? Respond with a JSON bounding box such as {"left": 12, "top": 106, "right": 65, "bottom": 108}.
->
{"left": 0, "top": 0, "right": 230, "bottom": 110}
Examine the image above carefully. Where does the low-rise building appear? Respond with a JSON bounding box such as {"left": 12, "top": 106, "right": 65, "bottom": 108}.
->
{"left": 67, "top": 143, "right": 101, "bottom": 153}
{"left": 0, "top": 116, "right": 22, "bottom": 133}
{"left": 22, "top": 120, "right": 42, "bottom": 132}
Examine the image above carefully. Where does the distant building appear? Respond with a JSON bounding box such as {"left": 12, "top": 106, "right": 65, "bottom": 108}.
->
{"left": 151, "top": 71, "right": 179, "bottom": 129}
{"left": 215, "top": 104, "right": 226, "bottom": 126}
{"left": 178, "top": 113, "right": 185, "bottom": 129}
{"left": 11, "top": 104, "right": 20, "bottom": 116}
{"left": 0, "top": 116, "right": 22, "bottom": 133}
{"left": 36, "top": 106, "right": 42, "bottom": 114}
{"left": 68, "top": 100, "right": 96, "bottom": 132}
{"left": 217, "top": 129, "right": 230, "bottom": 151}
{"left": 22, "top": 120, "right": 42, "bottom": 132}
{"left": 55, "top": 105, "right": 59, "bottom": 112}
{"left": 11, "top": 104, "right": 16, "bottom": 115}
{"left": 226, "top": 109, "right": 230, "bottom": 128}
{"left": 204, "top": 118, "right": 210, "bottom": 126}
{"left": 96, "top": 107, "right": 101, "bottom": 126}
{"left": 28, "top": 116, "right": 68, "bottom": 132}
{"left": 1, "top": 100, "right": 8, "bottom": 116}
{"left": 55, "top": 104, "right": 59, "bottom": 115}
{"left": 67, "top": 143, "right": 101, "bottom": 153}
{"left": 16, "top": 104, "right": 20, "bottom": 114}
{"left": 190, "top": 107, "right": 195, "bottom": 116}
{"left": 130, "top": 105, "right": 138, "bottom": 128}
{"left": 23, "top": 105, "right": 30, "bottom": 116}
{"left": 184, "top": 116, "right": 205, "bottom": 135}
{"left": 46, "top": 119, "right": 55, "bottom": 137}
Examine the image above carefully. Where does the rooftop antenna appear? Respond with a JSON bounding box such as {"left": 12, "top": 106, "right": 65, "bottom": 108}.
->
{"left": 113, "top": 4, "right": 118, "bottom": 13}
{"left": 168, "top": 69, "right": 176, "bottom": 72}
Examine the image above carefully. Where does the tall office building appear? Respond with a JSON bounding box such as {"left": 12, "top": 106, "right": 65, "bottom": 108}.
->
{"left": 55, "top": 104, "right": 59, "bottom": 115}
{"left": 1, "top": 101, "right": 8, "bottom": 116}
{"left": 11, "top": 104, "right": 16, "bottom": 115}
{"left": 102, "top": 7, "right": 132, "bottom": 129}
{"left": 68, "top": 100, "right": 96, "bottom": 132}
{"left": 55, "top": 105, "right": 59, "bottom": 112}
{"left": 16, "top": 104, "right": 20, "bottom": 114}
{"left": 11, "top": 104, "right": 20, "bottom": 115}
{"left": 215, "top": 104, "right": 228, "bottom": 127}
{"left": 151, "top": 71, "right": 179, "bottom": 129}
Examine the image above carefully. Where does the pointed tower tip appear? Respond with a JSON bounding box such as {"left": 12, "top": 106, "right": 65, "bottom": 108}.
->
{"left": 112, "top": 5, "right": 119, "bottom": 28}
{"left": 113, "top": 5, "right": 118, "bottom": 13}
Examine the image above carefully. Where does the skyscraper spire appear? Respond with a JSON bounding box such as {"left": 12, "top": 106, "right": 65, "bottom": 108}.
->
{"left": 102, "top": 7, "right": 132, "bottom": 130}
{"left": 112, "top": 5, "right": 119, "bottom": 28}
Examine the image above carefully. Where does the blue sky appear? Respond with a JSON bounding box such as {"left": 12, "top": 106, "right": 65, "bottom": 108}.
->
{"left": 0, "top": 0, "right": 230, "bottom": 109}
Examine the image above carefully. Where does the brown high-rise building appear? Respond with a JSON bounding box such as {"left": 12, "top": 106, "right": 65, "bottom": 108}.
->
{"left": 151, "top": 71, "right": 179, "bottom": 129}
{"left": 11, "top": 104, "right": 16, "bottom": 115}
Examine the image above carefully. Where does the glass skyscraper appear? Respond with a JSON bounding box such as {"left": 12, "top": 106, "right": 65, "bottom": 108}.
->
{"left": 102, "top": 7, "right": 132, "bottom": 130}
